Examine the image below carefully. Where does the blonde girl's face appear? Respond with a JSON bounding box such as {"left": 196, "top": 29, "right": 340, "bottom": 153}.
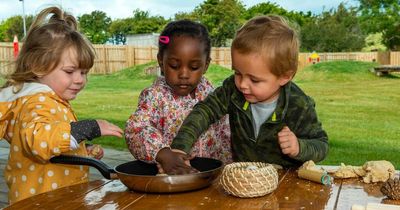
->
{"left": 232, "top": 50, "right": 291, "bottom": 103}
{"left": 37, "top": 47, "right": 88, "bottom": 101}
{"left": 158, "top": 35, "right": 209, "bottom": 97}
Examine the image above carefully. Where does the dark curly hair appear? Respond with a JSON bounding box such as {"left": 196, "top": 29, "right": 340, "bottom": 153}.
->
{"left": 158, "top": 20, "right": 211, "bottom": 60}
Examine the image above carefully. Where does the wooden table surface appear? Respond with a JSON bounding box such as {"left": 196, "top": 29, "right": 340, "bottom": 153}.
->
{"left": 5, "top": 167, "right": 400, "bottom": 210}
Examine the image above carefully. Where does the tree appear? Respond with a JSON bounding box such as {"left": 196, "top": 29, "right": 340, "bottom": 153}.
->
{"left": 174, "top": 12, "right": 197, "bottom": 21}
{"left": 243, "top": 2, "right": 287, "bottom": 20}
{"left": 362, "top": 33, "right": 387, "bottom": 51}
{"left": 109, "top": 19, "right": 130, "bottom": 45}
{"left": 301, "top": 3, "right": 365, "bottom": 52}
{"left": 358, "top": 0, "right": 400, "bottom": 50}
{"left": 0, "top": 15, "right": 34, "bottom": 42}
{"left": 108, "top": 9, "right": 167, "bottom": 45}
{"left": 194, "top": 0, "right": 245, "bottom": 47}
{"left": 243, "top": 2, "right": 313, "bottom": 26}
{"left": 124, "top": 9, "right": 166, "bottom": 34}
{"left": 78, "top": 11, "right": 111, "bottom": 44}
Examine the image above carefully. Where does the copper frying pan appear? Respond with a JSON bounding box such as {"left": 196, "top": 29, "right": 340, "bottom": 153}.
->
{"left": 50, "top": 155, "right": 223, "bottom": 193}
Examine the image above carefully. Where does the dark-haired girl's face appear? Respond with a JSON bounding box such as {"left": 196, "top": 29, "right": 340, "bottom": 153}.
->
{"left": 158, "top": 36, "right": 209, "bottom": 97}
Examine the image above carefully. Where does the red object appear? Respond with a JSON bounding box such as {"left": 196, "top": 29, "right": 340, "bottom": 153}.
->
{"left": 308, "top": 57, "right": 311, "bottom": 63}
{"left": 13, "top": 35, "right": 19, "bottom": 59}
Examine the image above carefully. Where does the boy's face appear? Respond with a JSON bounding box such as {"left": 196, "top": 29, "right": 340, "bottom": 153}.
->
{"left": 232, "top": 49, "right": 291, "bottom": 103}
{"left": 158, "top": 36, "right": 209, "bottom": 97}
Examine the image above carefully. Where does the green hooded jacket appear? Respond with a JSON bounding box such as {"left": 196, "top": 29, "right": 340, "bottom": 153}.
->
{"left": 171, "top": 75, "right": 328, "bottom": 168}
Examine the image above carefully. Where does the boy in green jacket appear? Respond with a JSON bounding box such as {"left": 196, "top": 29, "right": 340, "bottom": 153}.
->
{"left": 156, "top": 15, "right": 328, "bottom": 174}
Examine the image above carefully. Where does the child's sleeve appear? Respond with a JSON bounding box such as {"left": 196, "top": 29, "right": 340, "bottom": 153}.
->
{"left": 19, "top": 94, "right": 73, "bottom": 163}
{"left": 292, "top": 100, "right": 329, "bottom": 163}
{"left": 70, "top": 119, "right": 101, "bottom": 142}
{"left": 125, "top": 89, "right": 165, "bottom": 163}
{"left": 211, "top": 114, "right": 232, "bottom": 163}
{"left": 171, "top": 76, "right": 235, "bottom": 154}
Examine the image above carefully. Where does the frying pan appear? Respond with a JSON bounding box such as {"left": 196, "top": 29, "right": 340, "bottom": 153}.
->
{"left": 50, "top": 155, "right": 223, "bottom": 193}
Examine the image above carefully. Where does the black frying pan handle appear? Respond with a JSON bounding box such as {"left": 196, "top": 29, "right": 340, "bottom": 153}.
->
{"left": 50, "top": 155, "right": 116, "bottom": 179}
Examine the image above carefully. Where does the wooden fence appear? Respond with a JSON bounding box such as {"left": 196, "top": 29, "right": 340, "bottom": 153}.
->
{"left": 0, "top": 42, "right": 398, "bottom": 75}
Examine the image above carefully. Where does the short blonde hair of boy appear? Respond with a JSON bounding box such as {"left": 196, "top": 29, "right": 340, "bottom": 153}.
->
{"left": 232, "top": 15, "right": 299, "bottom": 77}
{"left": 4, "top": 6, "right": 95, "bottom": 89}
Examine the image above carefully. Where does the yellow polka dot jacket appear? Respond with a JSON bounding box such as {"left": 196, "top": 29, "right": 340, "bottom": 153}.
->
{"left": 0, "top": 83, "right": 89, "bottom": 204}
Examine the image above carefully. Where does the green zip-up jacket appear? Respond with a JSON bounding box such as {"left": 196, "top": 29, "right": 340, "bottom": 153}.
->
{"left": 171, "top": 75, "right": 328, "bottom": 168}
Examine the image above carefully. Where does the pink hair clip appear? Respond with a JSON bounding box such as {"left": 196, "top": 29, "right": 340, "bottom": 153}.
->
{"left": 159, "top": 36, "right": 169, "bottom": 44}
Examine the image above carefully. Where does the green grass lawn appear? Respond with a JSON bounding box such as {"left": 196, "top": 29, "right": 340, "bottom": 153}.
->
{"left": 294, "top": 61, "right": 400, "bottom": 168}
{"left": 2, "top": 60, "right": 399, "bottom": 168}
{"left": 73, "top": 60, "right": 400, "bottom": 168}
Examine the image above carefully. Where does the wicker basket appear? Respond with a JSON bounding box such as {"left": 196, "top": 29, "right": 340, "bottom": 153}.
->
{"left": 220, "top": 162, "right": 278, "bottom": 198}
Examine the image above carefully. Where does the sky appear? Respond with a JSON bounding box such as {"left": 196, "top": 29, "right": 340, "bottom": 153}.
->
{"left": 0, "top": 0, "right": 359, "bottom": 21}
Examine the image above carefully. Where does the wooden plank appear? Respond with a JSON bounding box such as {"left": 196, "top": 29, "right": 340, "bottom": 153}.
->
{"left": 372, "top": 65, "right": 400, "bottom": 76}
{"left": 126, "top": 170, "right": 292, "bottom": 210}
{"left": 272, "top": 168, "right": 340, "bottom": 210}
{"left": 5, "top": 168, "right": 400, "bottom": 209}
{"left": 64, "top": 180, "right": 146, "bottom": 210}
{"left": 5, "top": 180, "right": 112, "bottom": 210}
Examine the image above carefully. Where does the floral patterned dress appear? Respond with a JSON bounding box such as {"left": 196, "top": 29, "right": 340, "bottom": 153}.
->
{"left": 125, "top": 76, "right": 232, "bottom": 163}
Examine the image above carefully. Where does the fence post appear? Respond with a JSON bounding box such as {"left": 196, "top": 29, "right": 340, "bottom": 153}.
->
{"left": 133, "top": 47, "right": 136, "bottom": 66}
{"left": 224, "top": 48, "right": 230, "bottom": 67}
{"left": 125, "top": 45, "right": 128, "bottom": 68}
{"left": 148, "top": 46, "right": 153, "bottom": 63}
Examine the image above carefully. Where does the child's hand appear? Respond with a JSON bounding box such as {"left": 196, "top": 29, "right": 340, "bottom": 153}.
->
{"left": 156, "top": 148, "right": 197, "bottom": 175}
{"left": 86, "top": 144, "right": 104, "bottom": 160}
{"left": 96, "top": 120, "right": 123, "bottom": 138}
{"left": 277, "top": 126, "right": 299, "bottom": 158}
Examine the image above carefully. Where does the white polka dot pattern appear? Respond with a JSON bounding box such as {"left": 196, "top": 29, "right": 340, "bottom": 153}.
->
{"left": 40, "top": 142, "right": 47, "bottom": 148}
{"left": 53, "top": 147, "right": 60, "bottom": 153}
{"left": 2, "top": 87, "right": 88, "bottom": 203}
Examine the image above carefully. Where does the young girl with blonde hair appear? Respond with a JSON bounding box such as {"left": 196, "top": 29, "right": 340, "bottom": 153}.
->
{"left": 0, "top": 6, "right": 123, "bottom": 203}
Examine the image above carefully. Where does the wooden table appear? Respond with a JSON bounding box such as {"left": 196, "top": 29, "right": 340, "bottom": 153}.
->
{"left": 371, "top": 65, "right": 400, "bottom": 76}
{"left": 5, "top": 168, "right": 400, "bottom": 210}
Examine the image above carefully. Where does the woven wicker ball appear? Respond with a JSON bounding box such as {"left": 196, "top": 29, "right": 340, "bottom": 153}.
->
{"left": 220, "top": 162, "right": 279, "bottom": 198}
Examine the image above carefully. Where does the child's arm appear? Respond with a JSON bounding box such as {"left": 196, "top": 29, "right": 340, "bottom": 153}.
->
{"left": 158, "top": 76, "right": 235, "bottom": 174}
{"left": 20, "top": 94, "right": 122, "bottom": 162}
{"left": 19, "top": 95, "right": 78, "bottom": 162}
{"left": 70, "top": 119, "right": 122, "bottom": 145}
{"left": 170, "top": 76, "right": 234, "bottom": 154}
{"left": 125, "top": 88, "right": 167, "bottom": 162}
{"left": 70, "top": 119, "right": 122, "bottom": 160}
{"left": 286, "top": 102, "right": 328, "bottom": 163}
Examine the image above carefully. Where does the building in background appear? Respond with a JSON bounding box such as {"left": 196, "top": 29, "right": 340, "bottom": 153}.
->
{"left": 126, "top": 33, "right": 159, "bottom": 47}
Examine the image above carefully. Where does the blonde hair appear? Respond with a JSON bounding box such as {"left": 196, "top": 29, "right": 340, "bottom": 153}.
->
{"left": 3, "top": 6, "right": 95, "bottom": 90}
{"left": 232, "top": 15, "right": 299, "bottom": 77}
